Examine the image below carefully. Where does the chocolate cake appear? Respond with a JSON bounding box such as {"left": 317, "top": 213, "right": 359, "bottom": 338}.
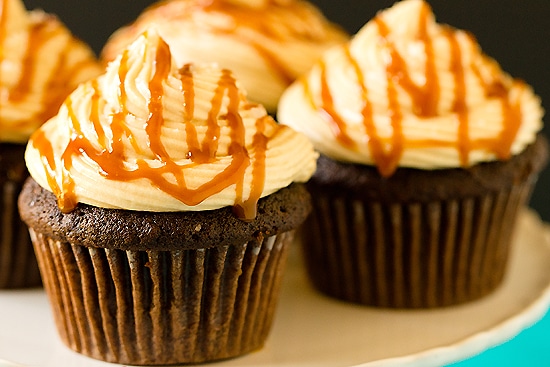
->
{"left": 300, "top": 135, "right": 548, "bottom": 308}
{"left": 20, "top": 178, "right": 311, "bottom": 251}
{"left": 277, "top": 0, "right": 548, "bottom": 308}
{"left": 0, "top": 143, "right": 41, "bottom": 288}
{"left": 19, "top": 178, "right": 311, "bottom": 364}
{"left": 311, "top": 135, "right": 548, "bottom": 203}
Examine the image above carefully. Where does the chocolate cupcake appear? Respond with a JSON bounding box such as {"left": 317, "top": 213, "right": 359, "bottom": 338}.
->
{"left": 277, "top": 0, "right": 548, "bottom": 308}
{"left": 100, "top": 0, "right": 349, "bottom": 113}
{"left": 19, "top": 30, "right": 317, "bottom": 365}
{"left": 0, "top": 0, "right": 101, "bottom": 288}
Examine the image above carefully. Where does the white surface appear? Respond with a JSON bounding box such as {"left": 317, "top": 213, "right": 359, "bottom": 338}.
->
{"left": 1, "top": 209, "right": 550, "bottom": 367}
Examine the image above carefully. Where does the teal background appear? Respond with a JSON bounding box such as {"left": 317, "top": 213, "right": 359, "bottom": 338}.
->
{"left": 449, "top": 309, "right": 550, "bottom": 366}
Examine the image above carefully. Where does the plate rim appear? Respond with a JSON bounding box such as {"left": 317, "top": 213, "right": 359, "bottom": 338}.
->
{"left": 355, "top": 210, "right": 550, "bottom": 367}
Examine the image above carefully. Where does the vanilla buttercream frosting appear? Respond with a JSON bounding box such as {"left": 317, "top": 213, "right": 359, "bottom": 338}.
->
{"left": 277, "top": 0, "right": 544, "bottom": 177}
{"left": 25, "top": 31, "right": 317, "bottom": 220}
{"left": 100, "top": 0, "right": 348, "bottom": 113}
{"left": 0, "top": 0, "right": 102, "bottom": 143}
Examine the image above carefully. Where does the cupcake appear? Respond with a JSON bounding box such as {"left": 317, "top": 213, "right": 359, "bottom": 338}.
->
{"left": 277, "top": 0, "right": 548, "bottom": 308}
{"left": 19, "top": 30, "right": 317, "bottom": 365}
{"left": 0, "top": 0, "right": 101, "bottom": 288}
{"left": 100, "top": 0, "right": 348, "bottom": 113}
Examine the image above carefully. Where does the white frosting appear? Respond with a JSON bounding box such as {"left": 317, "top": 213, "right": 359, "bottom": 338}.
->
{"left": 26, "top": 31, "right": 317, "bottom": 217}
{"left": 101, "top": 0, "right": 348, "bottom": 112}
{"left": 0, "top": 0, "right": 102, "bottom": 143}
{"left": 277, "top": 0, "right": 543, "bottom": 175}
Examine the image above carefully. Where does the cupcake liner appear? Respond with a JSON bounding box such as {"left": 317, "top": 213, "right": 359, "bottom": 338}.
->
{"left": 0, "top": 144, "right": 41, "bottom": 289}
{"left": 30, "top": 229, "right": 293, "bottom": 365}
{"left": 300, "top": 181, "right": 534, "bottom": 308}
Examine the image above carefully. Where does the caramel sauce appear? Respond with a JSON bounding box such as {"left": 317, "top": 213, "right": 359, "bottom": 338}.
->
{"left": 133, "top": 0, "right": 342, "bottom": 88}
{"left": 347, "top": 44, "right": 403, "bottom": 178}
{"left": 0, "top": 0, "right": 7, "bottom": 61}
{"left": 8, "top": 22, "right": 56, "bottom": 103}
{"left": 1, "top": 8, "right": 99, "bottom": 124}
{"left": 204, "top": 1, "right": 330, "bottom": 86}
{"left": 33, "top": 37, "right": 270, "bottom": 221}
{"left": 318, "top": 58, "right": 355, "bottom": 149}
{"left": 234, "top": 115, "right": 272, "bottom": 220}
{"left": 146, "top": 37, "right": 172, "bottom": 162}
{"left": 307, "top": 2, "right": 521, "bottom": 176}
{"left": 0, "top": 0, "right": 8, "bottom": 99}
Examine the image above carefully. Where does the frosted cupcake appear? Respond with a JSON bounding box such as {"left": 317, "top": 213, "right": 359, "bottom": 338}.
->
{"left": 278, "top": 0, "right": 548, "bottom": 308}
{"left": 100, "top": 0, "right": 348, "bottom": 113}
{"left": 0, "top": 0, "right": 101, "bottom": 288}
{"left": 19, "top": 30, "right": 317, "bottom": 364}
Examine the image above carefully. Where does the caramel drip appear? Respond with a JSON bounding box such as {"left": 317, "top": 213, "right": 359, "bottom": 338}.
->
{"left": 495, "top": 82, "right": 523, "bottom": 158}
{"left": 318, "top": 59, "right": 355, "bottom": 149}
{"left": 179, "top": 64, "right": 207, "bottom": 163}
{"left": 234, "top": 115, "right": 270, "bottom": 220}
{"left": 247, "top": 41, "right": 295, "bottom": 86}
{"left": 204, "top": 1, "right": 304, "bottom": 86}
{"left": 308, "top": 3, "right": 523, "bottom": 176}
{"left": 33, "top": 129, "right": 65, "bottom": 200}
{"left": 375, "top": 7, "right": 439, "bottom": 118}
{"left": 345, "top": 46, "right": 402, "bottom": 177}
{"left": 89, "top": 79, "right": 108, "bottom": 149}
{"left": 146, "top": 38, "right": 172, "bottom": 163}
{"left": 8, "top": 22, "right": 57, "bottom": 103}
{"left": 34, "top": 39, "right": 269, "bottom": 220}
{"left": 417, "top": 6, "right": 439, "bottom": 117}
{"left": 37, "top": 46, "right": 98, "bottom": 124}
{"left": 3, "top": 12, "right": 98, "bottom": 124}
{"left": 0, "top": 0, "right": 6, "bottom": 60}
{"left": 0, "top": 0, "right": 7, "bottom": 119}
{"left": 205, "top": 1, "right": 282, "bottom": 40}
{"left": 142, "top": 0, "right": 336, "bottom": 87}
{"left": 28, "top": 93, "right": 81, "bottom": 211}
{"left": 467, "top": 79, "right": 523, "bottom": 160}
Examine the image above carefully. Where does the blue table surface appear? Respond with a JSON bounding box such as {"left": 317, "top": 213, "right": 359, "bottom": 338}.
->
{"left": 447, "top": 307, "right": 550, "bottom": 366}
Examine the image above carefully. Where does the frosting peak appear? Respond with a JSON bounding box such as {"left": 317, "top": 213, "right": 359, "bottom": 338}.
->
{"left": 25, "top": 31, "right": 317, "bottom": 220}
{"left": 101, "top": 0, "right": 348, "bottom": 112}
{"left": 277, "top": 0, "right": 543, "bottom": 176}
{"left": 0, "top": 0, "right": 102, "bottom": 143}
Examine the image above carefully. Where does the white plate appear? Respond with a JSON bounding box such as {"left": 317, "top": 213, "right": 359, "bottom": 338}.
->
{"left": 1, "top": 209, "right": 550, "bottom": 367}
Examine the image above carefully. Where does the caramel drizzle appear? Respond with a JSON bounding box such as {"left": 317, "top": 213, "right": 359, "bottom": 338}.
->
{"left": 206, "top": 0, "right": 333, "bottom": 85}
{"left": 1, "top": 7, "right": 98, "bottom": 124}
{"left": 138, "top": 0, "right": 340, "bottom": 87}
{"left": 0, "top": 0, "right": 8, "bottom": 100}
{"left": 307, "top": 3, "right": 521, "bottom": 176}
{"left": 0, "top": 0, "right": 6, "bottom": 61}
{"left": 32, "top": 37, "right": 270, "bottom": 221}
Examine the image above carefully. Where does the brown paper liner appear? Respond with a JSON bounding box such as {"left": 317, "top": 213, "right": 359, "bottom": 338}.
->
{"left": 0, "top": 143, "right": 41, "bottom": 288}
{"left": 30, "top": 229, "right": 293, "bottom": 365}
{"left": 300, "top": 182, "right": 534, "bottom": 308}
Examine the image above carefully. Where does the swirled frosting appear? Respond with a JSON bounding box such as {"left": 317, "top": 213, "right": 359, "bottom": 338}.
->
{"left": 25, "top": 31, "right": 317, "bottom": 220}
{"left": 277, "top": 0, "right": 544, "bottom": 176}
{"left": 0, "top": 0, "right": 102, "bottom": 143}
{"left": 100, "top": 0, "right": 348, "bottom": 113}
